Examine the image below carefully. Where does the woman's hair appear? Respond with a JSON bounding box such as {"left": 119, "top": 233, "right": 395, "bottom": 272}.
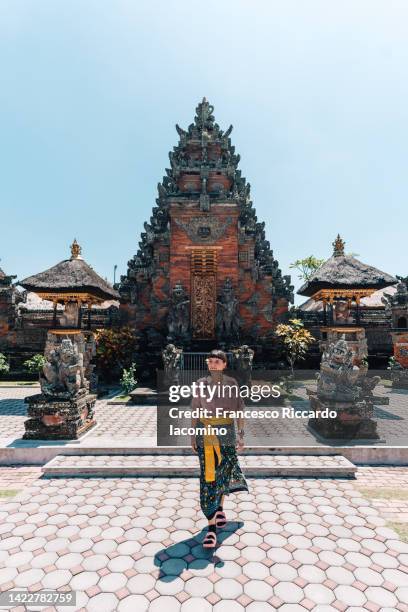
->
{"left": 207, "top": 349, "right": 228, "bottom": 364}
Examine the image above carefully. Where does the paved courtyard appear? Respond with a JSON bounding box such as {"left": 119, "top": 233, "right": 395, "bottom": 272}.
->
{"left": 0, "top": 470, "right": 408, "bottom": 611}
{"left": 0, "top": 384, "right": 407, "bottom": 447}
{"left": 0, "top": 387, "right": 408, "bottom": 610}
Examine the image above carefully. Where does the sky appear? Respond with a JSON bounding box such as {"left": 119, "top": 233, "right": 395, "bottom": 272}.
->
{"left": 1, "top": 0, "right": 407, "bottom": 304}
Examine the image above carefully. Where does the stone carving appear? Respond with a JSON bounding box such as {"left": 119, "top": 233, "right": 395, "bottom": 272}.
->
{"left": 216, "top": 277, "right": 240, "bottom": 343}
{"left": 174, "top": 216, "right": 233, "bottom": 244}
{"left": 40, "top": 337, "right": 87, "bottom": 398}
{"left": 316, "top": 340, "right": 361, "bottom": 402}
{"left": 388, "top": 356, "right": 408, "bottom": 389}
{"left": 24, "top": 332, "right": 96, "bottom": 440}
{"left": 167, "top": 282, "right": 190, "bottom": 343}
{"left": 191, "top": 275, "right": 216, "bottom": 338}
{"left": 194, "top": 97, "right": 215, "bottom": 129}
{"left": 307, "top": 339, "right": 385, "bottom": 440}
{"left": 162, "top": 343, "right": 182, "bottom": 387}
{"left": 231, "top": 345, "right": 254, "bottom": 386}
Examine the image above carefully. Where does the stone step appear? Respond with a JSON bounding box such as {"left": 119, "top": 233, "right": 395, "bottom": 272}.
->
{"left": 42, "top": 454, "right": 356, "bottom": 478}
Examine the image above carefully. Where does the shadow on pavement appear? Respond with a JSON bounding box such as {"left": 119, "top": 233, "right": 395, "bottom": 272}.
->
{"left": 154, "top": 520, "right": 244, "bottom": 581}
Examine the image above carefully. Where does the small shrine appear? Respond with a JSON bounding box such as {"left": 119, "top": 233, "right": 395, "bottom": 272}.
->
{"left": 119, "top": 98, "right": 293, "bottom": 361}
{"left": 298, "top": 235, "right": 397, "bottom": 364}
{"left": 19, "top": 240, "right": 120, "bottom": 439}
{"left": 383, "top": 277, "right": 408, "bottom": 388}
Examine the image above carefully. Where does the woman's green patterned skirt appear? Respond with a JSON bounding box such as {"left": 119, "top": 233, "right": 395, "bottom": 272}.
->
{"left": 196, "top": 421, "right": 249, "bottom": 519}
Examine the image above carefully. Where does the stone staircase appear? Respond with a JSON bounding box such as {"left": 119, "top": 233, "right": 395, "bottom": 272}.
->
{"left": 42, "top": 452, "right": 356, "bottom": 478}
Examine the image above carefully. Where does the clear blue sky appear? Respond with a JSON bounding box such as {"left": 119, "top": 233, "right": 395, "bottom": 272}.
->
{"left": 1, "top": 1, "right": 407, "bottom": 304}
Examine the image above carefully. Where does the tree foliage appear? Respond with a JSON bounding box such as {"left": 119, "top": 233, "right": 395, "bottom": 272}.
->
{"left": 95, "top": 326, "right": 139, "bottom": 380}
{"left": 275, "top": 318, "right": 315, "bottom": 373}
{"left": 289, "top": 256, "right": 325, "bottom": 281}
{"left": 23, "top": 354, "right": 46, "bottom": 374}
{"left": 0, "top": 353, "right": 9, "bottom": 377}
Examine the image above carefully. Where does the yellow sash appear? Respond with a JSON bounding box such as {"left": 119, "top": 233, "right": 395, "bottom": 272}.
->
{"left": 200, "top": 417, "right": 233, "bottom": 483}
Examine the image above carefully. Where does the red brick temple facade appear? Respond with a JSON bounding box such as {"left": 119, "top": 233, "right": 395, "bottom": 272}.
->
{"left": 119, "top": 99, "right": 294, "bottom": 354}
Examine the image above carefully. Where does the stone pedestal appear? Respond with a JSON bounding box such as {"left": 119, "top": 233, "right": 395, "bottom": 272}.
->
{"left": 307, "top": 390, "right": 380, "bottom": 440}
{"left": 23, "top": 330, "right": 98, "bottom": 439}
{"left": 307, "top": 338, "right": 385, "bottom": 441}
{"left": 24, "top": 389, "right": 96, "bottom": 440}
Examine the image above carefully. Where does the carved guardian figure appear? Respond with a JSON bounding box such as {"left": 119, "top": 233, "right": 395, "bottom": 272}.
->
{"left": 167, "top": 282, "right": 190, "bottom": 342}
{"left": 216, "top": 277, "right": 239, "bottom": 342}
{"left": 41, "top": 338, "right": 88, "bottom": 398}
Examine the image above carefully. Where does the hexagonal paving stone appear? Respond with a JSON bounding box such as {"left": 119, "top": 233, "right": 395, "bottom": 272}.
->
{"left": 242, "top": 561, "right": 270, "bottom": 580}
{"left": 99, "top": 572, "right": 127, "bottom": 592}
{"left": 214, "top": 578, "right": 243, "bottom": 599}
{"left": 70, "top": 571, "right": 99, "bottom": 590}
{"left": 42, "top": 569, "right": 72, "bottom": 589}
{"left": 334, "top": 585, "right": 367, "bottom": 607}
{"left": 244, "top": 579, "right": 274, "bottom": 601}
{"left": 365, "top": 586, "right": 398, "bottom": 608}
{"left": 117, "top": 594, "right": 150, "bottom": 612}
{"left": 304, "top": 583, "right": 335, "bottom": 605}
{"left": 155, "top": 575, "right": 185, "bottom": 595}
{"left": 274, "top": 582, "right": 304, "bottom": 604}
{"left": 82, "top": 554, "right": 109, "bottom": 571}
{"left": 184, "top": 576, "right": 213, "bottom": 597}
{"left": 181, "top": 597, "right": 212, "bottom": 612}
{"left": 87, "top": 592, "right": 119, "bottom": 612}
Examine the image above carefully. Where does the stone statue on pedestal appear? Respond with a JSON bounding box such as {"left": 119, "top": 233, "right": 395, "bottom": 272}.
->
{"left": 216, "top": 277, "right": 240, "bottom": 344}
{"left": 307, "top": 339, "right": 384, "bottom": 440}
{"left": 162, "top": 343, "right": 182, "bottom": 387}
{"left": 24, "top": 332, "right": 97, "bottom": 440}
{"left": 41, "top": 338, "right": 87, "bottom": 398}
{"left": 317, "top": 340, "right": 360, "bottom": 402}
{"left": 231, "top": 345, "right": 254, "bottom": 386}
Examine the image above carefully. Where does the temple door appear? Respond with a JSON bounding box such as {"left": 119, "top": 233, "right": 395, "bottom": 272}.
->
{"left": 190, "top": 248, "right": 217, "bottom": 339}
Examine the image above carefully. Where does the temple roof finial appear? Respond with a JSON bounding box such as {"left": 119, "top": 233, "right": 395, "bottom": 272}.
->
{"left": 70, "top": 239, "right": 82, "bottom": 260}
{"left": 332, "top": 234, "right": 345, "bottom": 257}
{"left": 194, "top": 97, "right": 215, "bottom": 129}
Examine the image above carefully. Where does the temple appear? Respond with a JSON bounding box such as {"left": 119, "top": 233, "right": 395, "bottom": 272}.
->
{"left": 119, "top": 98, "right": 293, "bottom": 356}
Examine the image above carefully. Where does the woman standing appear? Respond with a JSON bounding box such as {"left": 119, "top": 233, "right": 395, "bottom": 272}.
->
{"left": 190, "top": 349, "right": 248, "bottom": 549}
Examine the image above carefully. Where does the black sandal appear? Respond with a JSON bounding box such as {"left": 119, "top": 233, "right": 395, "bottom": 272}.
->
{"left": 203, "top": 530, "right": 217, "bottom": 548}
{"left": 214, "top": 509, "right": 227, "bottom": 528}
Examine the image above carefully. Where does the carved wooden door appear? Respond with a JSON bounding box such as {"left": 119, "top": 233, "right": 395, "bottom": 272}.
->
{"left": 190, "top": 248, "right": 217, "bottom": 338}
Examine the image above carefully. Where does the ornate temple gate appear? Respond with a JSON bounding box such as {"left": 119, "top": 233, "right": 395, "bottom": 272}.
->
{"left": 118, "top": 98, "right": 294, "bottom": 356}
{"left": 189, "top": 247, "right": 219, "bottom": 339}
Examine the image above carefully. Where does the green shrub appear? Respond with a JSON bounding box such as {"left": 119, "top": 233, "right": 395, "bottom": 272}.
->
{"left": 0, "top": 353, "right": 10, "bottom": 377}
{"left": 120, "top": 363, "right": 137, "bottom": 395}
{"left": 95, "top": 327, "right": 139, "bottom": 381}
{"left": 23, "top": 354, "right": 46, "bottom": 374}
